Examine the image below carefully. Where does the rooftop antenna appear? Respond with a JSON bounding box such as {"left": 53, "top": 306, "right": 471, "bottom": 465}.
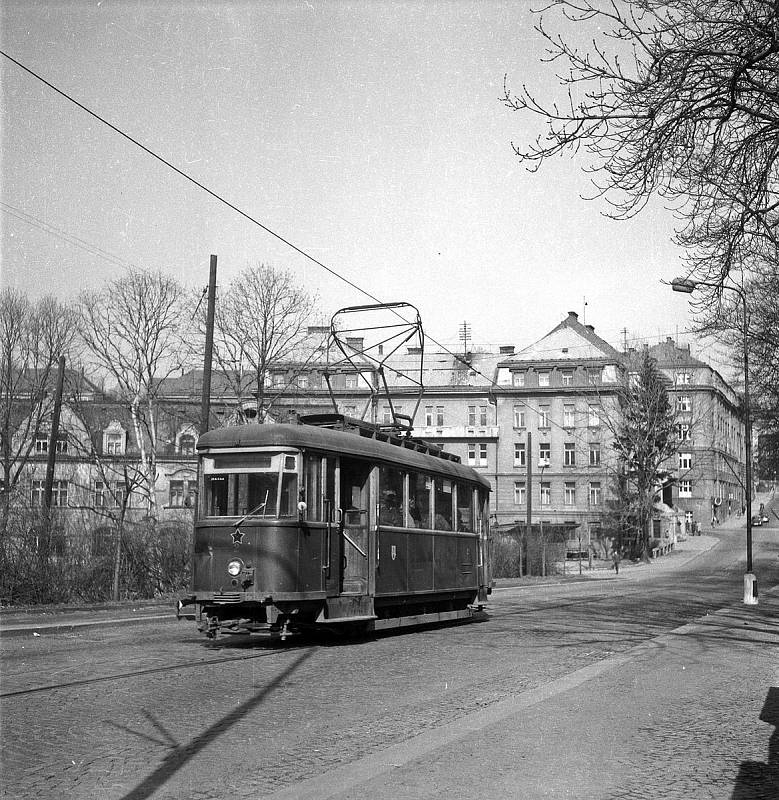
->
{"left": 583, "top": 297, "right": 588, "bottom": 325}
{"left": 459, "top": 321, "right": 471, "bottom": 357}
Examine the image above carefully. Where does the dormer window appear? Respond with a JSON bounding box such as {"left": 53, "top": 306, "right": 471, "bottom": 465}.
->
{"left": 179, "top": 434, "right": 196, "bottom": 456}
{"left": 103, "top": 421, "right": 126, "bottom": 456}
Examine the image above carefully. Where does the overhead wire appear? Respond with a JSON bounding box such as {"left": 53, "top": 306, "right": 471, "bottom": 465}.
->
{"left": 0, "top": 49, "right": 700, "bottom": 453}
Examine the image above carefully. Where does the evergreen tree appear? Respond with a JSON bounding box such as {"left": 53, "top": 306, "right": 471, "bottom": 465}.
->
{"left": 611, "top": 352, "right": 679, "bottom": 560}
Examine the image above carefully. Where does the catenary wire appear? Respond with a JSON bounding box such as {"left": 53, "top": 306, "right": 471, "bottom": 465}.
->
{"left": 1, "top": 49, "right": 704, "bottom": 453}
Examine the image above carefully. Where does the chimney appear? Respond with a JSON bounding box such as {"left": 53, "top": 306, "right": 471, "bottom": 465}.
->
{"left": 499, "top": 345, "right": 515, "bottom": 355}
{"left": 586, "top": 324, "right": 595, "bottom": 333}
{"left": 568, "top": 311, "right": 578, "bottom": 321}
{"left": 345, "top": 337, "right": 364, "bottom": 352}
{"left": 307, "top": 325, "right": 329, "bottom": 335}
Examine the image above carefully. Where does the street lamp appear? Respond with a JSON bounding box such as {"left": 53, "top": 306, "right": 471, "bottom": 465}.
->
{"left": 671, "top": 278, "right": 756, "bottom": 605}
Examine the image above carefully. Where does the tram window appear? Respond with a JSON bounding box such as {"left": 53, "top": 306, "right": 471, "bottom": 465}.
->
{"left": 408, "top": 472, "right": 431, "bottom": 529}
{"left": 206, "top": 475, "right": 228, "bottom": 516}
{"left": 245, "top": 473, "right": 278, "bottom": 516}
{"left": 379, "top": 466, "right": 404, "bottom": 526}
{"left": 456, "top": 483, "right": 474, "bottom": 532}
{"left": 279, "top": 472, "right": 298, "bottom": 517}
{"left": 304, "top": 455, "right": 323, "bottom": 521}
{"left": 433, "top": 478, "right": 453, "bottom": 530}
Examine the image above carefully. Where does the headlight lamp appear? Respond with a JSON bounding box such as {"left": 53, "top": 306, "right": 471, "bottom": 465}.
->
{"left": 227, "top": 559, "right": 244, "bottom": 577}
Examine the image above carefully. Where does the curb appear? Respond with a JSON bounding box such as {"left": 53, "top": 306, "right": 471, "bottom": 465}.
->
{"left": 0, "top": 610, "right": 176, "bottom": 638}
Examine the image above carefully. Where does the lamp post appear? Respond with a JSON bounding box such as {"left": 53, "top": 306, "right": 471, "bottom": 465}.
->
{"left": 671, "top": 278, "right": 756, "bottom": 604}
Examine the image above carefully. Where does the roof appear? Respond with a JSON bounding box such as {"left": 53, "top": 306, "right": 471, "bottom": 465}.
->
{"left": 197, "top": 420, "right": 491, "bottom": 489}
{"left": 501, "top": 312, "right": 622, "bottom": 365}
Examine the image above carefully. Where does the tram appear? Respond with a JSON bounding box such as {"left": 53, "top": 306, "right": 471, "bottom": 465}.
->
{"left": 177, "top": 414, "right": 491, "bottom": 638}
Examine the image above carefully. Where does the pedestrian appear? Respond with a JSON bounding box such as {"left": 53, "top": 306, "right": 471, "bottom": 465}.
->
{"left": 612, "top": 549, "right": 621, "bottom": 574}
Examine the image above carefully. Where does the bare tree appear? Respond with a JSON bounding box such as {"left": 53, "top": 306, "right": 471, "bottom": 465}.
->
{"left": 503, "top": 0, "right": 779, "bottom": 287}
{"left": 0, "top": 289, "right": 79, "bottom": 535}
{"left": 78, "top": 269, "right": 190, "bottom": 518}
{"left": 206, "top": 263, "right": 320, "bottom": 423}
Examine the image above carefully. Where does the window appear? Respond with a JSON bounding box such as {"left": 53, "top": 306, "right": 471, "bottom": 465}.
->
{"left": 677, "top": 395, "right": 692, "bottom": 413}
{"left": 512, "top": 372, "right": 525, "bottom": 387}
{"left": 678, "top": 480, "right": 692, "bottom": 497}
{"left": 538, "top": 371, "right": 550, "bottom": 387}
{"left": 538, "top": 406, "right": 550, "bottom": 428}
{"left": 563, "top": 404, "right": 575, "bottom": 427}
{"left": 424, "top": 406, "right": 444, "bottom": 427}
{"left": 564, "top": 442, "right": 576, "bottom": 466}
{"left": 513, "top": 406, "right": 525, "bottom": 428}
{"left": 478, "top": 442, "right": 487, "bottom": 466}
{"left": 513, "top": 482, "right": 526, "bottom": 505}
{"left": 169, "top": 480, "right": 186, "bottom": 507}
{"left": 433, "top": 478, "right": 453, "bottom": 530}
{"left": 588, "top": 369, "right": 600, "bottom": 386}
{"left": 343, "top": 405, "right": 357, "bottom": 417}
{"left": 539, "top": 442, "right": 551, "bottom": 465}
{"left": 514, "top": 442, "right": 526, "bottom": 467}
{"left": 589, "top": 482, "right": 601, "bottom": 505}
{"left": 272, "top": 372, "right": 285, "bottom": 387}
{"left": 468, "top": 443, "right": 488, "bottom": 467}
{"left": 94, "top": 480, "right": 125, "bottom": 508}
{"left": 105, "top": 432, "right": 124, "bottom": 455}
{"left": 564, "top": 482, "right": 576, "bottom": 505}
{"left": 35, "top": 431, "right": 68, "bottom": 454}
{"left": 33, "top": 479, "right": 68, "bottom": 507}
{"left": 31, "top": 480, "right": 45, "bottom": 506}
{"left": 456, "top": 484, "right": 474, "bottom": 532}
{"left": 436, "top": 406, "right": 444, "bottom": 426}
{"left": 561, "top": 370, "right": 573, "bottom": 386}
{"left": 589, "top": 443, "right": 601, "bottom": 466}
{"left": 677, "top": 423, "right": 691, "bottom": 441}
{"left": 540, "top": 482, "right": 551, "bottom": 506}
{"left": 467, "top": 406, "right": 488, "bottom": 426}
{"left": 345, "top": 374, "right": 357, "bottom": 389}
{"left": 676, "top": 371, "right": 692, "bottom": 385}
{"left": 382, "top": 406, "right": 392, "bottom": 424}
{"left": 179, "top": 434, "right": 196, "bottom": 456}
{"left": 296, "top": 374, "right": 309, "bottom": 389}
{"left": 679, "top": 452, "right": 693, "bottom": 469}
{"left": 408, "top": 472, "right": 431, "bottom": 529}
{"left": 588, "top": 405, "right": 601, "bottom": 427}
{"left": 425, "top": 406, "right": 434, "bottom": 426}
{"left": 379, "top": 465, "right": 404, "bottom": 526}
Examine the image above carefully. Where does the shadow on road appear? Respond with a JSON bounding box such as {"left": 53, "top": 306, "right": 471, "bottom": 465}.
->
{"left": 731, "top": 687, "right": 779, "bottom": 799}
{"left": 120, "top": 648, "right": 315, "bottom": 800}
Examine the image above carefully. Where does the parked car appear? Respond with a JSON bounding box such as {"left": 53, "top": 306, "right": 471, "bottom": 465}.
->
{"left": 761, "top": 515, "right": 770, "bottom": 524}
{"left": 751, "top": 516, "right": 763, "bottom": 527}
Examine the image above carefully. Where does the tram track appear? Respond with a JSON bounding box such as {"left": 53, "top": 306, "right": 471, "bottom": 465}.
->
{"left": 0, "top": 642, "right": 309, "bottom": 699}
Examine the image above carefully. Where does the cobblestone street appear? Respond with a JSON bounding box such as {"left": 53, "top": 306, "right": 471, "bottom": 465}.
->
{"left": 2, "top": 518, "right": 778, "bottom": 800}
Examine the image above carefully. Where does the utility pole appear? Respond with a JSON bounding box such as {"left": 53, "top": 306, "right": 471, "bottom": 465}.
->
{"left": 42, "top": 355, "right": 65, "bottom": 565}
{"left": 526, "top": 431, "right": 532, "bottom": 576}
{"left": 200, "top": 255, "right": 217, "bottom": 437}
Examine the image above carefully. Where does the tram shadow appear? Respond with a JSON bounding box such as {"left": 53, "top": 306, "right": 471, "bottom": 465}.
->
{"left": 120, "top": 648, "right": 315, "bottom": 800}
{"left": 731, "top": 687, "right": 779, "bottom": 799}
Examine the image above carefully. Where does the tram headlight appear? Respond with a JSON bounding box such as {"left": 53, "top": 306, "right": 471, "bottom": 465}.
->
{"left": 227, "top": 559, "right": 244, "bottom": 577}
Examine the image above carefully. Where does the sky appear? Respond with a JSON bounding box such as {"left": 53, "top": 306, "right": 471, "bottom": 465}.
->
{"left": 0, "top": 1, "right": 713, "bottom": 362}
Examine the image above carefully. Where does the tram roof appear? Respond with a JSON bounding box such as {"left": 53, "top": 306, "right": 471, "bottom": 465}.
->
{"left": 197, "top": 419, "right": 491, "bottom": 489}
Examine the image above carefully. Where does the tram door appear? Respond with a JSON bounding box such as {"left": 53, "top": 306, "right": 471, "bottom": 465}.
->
{"left": 339, "top": 458, "right": 371, "bottom": 594}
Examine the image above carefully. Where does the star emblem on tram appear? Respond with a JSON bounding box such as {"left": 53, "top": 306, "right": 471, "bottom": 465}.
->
{"left": 231, "top": 528, "right": 244, "bottom": 545}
